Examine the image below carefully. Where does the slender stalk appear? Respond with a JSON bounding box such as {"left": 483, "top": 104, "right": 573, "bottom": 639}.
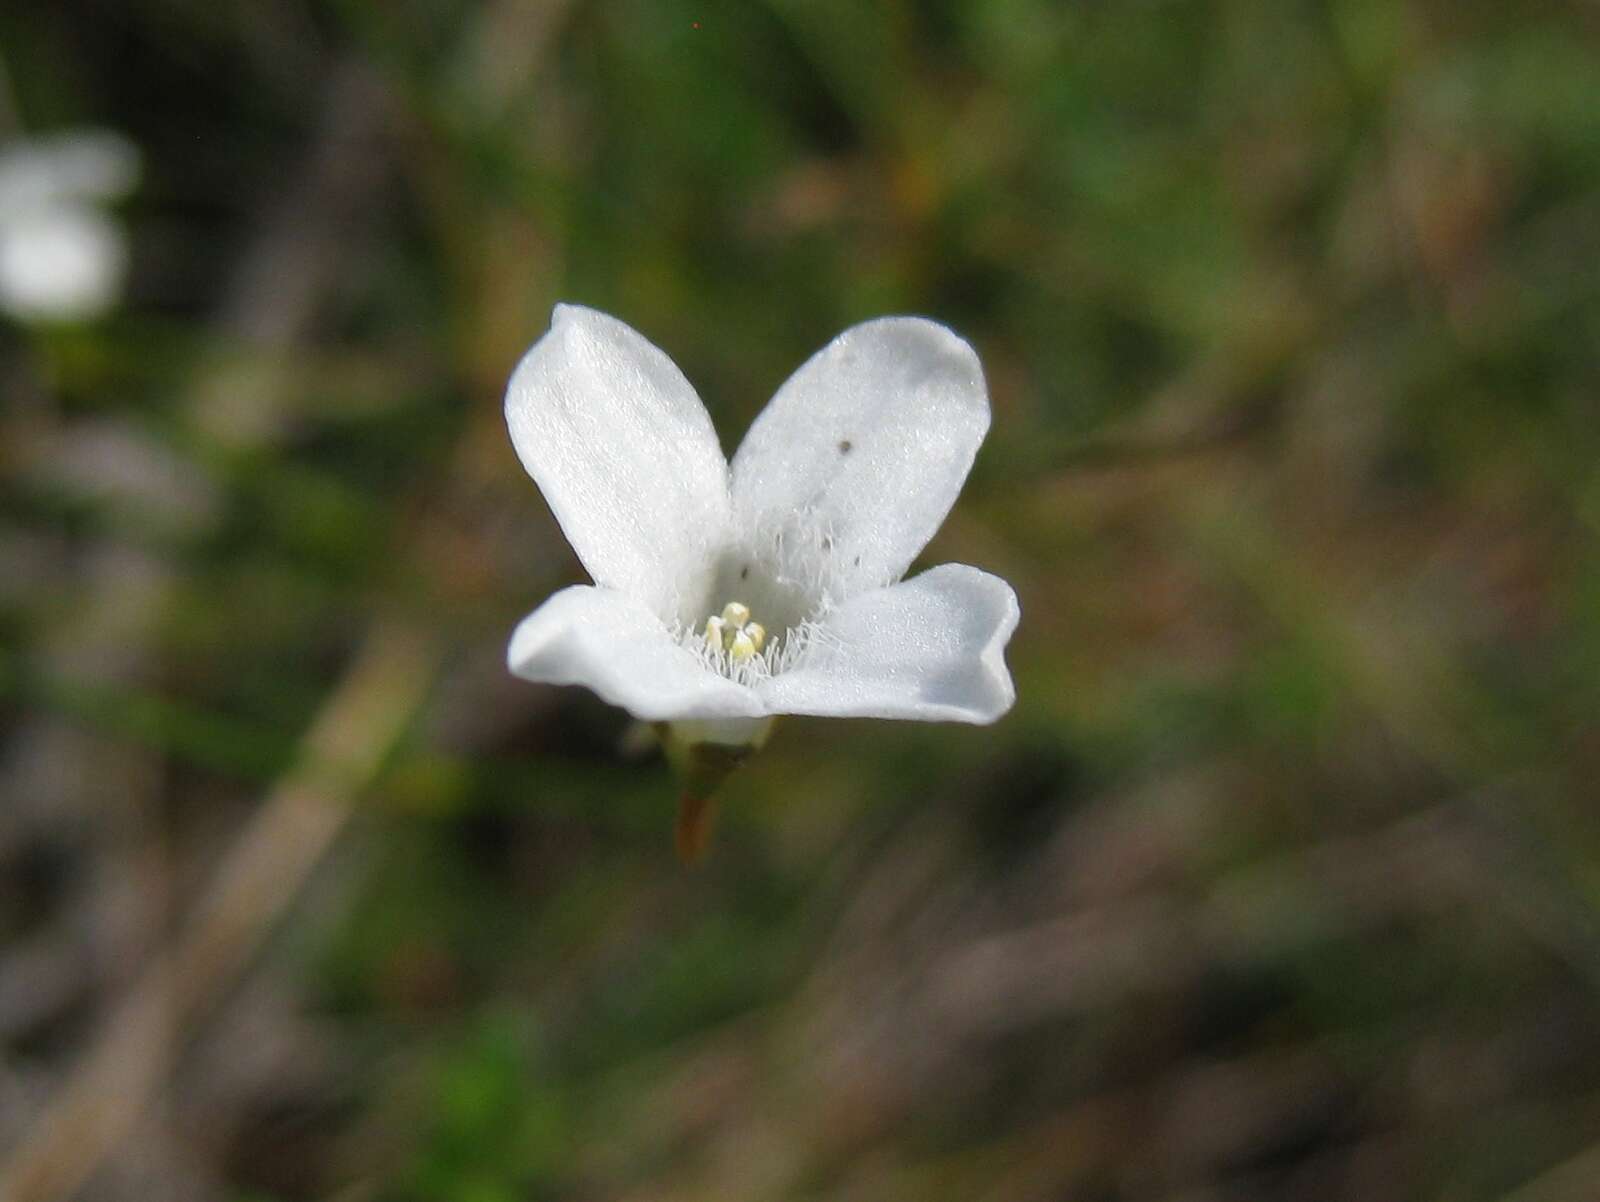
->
{"left": 0, "top": 620, "right": 437, "bottom": 1202}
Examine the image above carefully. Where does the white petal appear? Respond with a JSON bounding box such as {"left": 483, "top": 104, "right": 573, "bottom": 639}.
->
{"left": 730, "top": 317, "right": 988, "bottom": 603}
{"left": 757, "top": 564, "right": 1018, "bottom": 723}
{"left": 508, "top": 585, "right": 763, "bottom": 722}
{"left": 0, "top": 130, "right": 139, "bottom": 214}
{"left": 0, "top": 207, "right": 127, "bottom": 323}
{"left": 505, "top": 305, "right": 731, "bottom": 619}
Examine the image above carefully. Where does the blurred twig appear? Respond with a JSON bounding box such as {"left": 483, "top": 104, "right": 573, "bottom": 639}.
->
{"left": 0, "top": 57, "right": 406, "bottom": 1202}
{"left": 0, "top": 618, "right": 438, "bottom": 1202}
{"left": 1501, "top": 1137, "right": 1600, "bottom": 1202}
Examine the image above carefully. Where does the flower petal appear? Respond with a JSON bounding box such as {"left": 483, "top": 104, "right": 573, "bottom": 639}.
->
{"left": 757, "top": 564, "right": 1018, "bottom": 723}
{"left": 505, "top": 305, "right": 731, "bottom": 619}
{"left": 730, "top": 317, "right": 988, "bottom": 603}
{"left": 508, "top": 585, "right": 763, "bottom": 721}
{"left": 0, "top": 130, "right": 139, "bottom": 214}
{"left": 0, "top": 207, "right": 127, "bottom": 323}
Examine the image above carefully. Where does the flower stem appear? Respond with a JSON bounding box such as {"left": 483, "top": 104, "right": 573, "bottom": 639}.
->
{"left": 675, "top": 792, "right": 716, "bottom": 865}
{"left": 656, "top": 720, "right": 774, "bottom": 863}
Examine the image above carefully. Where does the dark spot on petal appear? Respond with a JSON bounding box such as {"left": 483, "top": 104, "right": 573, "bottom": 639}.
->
{"left": 822, "top": 536, "right": 832, "bottom": 550}
{"left": 740, "top": 565, "right": 749, "bottom": 580}
{"left": 853, "top": 555, "right": 861, "bottom": 567}
{"left": 839, "top": 439, "right": 853, "bottom": 454}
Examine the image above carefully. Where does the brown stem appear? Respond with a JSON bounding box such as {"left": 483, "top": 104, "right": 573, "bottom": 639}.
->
{"left": 675, "top": 792, "right": 717, "bottom": 866}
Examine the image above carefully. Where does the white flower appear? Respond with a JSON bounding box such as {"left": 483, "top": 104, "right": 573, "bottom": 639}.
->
{"left": 505, "top": 305, "right": 1019, "bottom": 746}
{"left": 0, "top": 130, "right": 138, "bottom": 323}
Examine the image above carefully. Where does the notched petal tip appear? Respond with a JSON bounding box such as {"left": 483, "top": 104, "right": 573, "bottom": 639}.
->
{"left": 970, "top": 572, "right": 1021, "bottom": 725}
{"left": 547, "top": 300, "right": 599, "bottom": 332}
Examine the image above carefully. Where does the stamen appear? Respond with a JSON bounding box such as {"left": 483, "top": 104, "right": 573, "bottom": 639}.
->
{"left": 703, "top": 615, "right": 725, "bottom": 650}
{"left": 683, "top": 598, "right": 814, "bottom": 683}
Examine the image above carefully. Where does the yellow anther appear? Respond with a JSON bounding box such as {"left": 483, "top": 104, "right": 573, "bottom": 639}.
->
{"left": 701, "top": 601, "right": 771, "bottom": 665}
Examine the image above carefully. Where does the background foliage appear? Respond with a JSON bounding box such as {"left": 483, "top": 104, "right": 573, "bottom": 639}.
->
{"left": 3, "top": 2, "right": 1600, "bottom": 1199}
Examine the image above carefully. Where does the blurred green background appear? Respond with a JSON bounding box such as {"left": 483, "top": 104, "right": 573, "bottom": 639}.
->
{"left": 3, "top": 2, "right": 1600, "bottom": 1199}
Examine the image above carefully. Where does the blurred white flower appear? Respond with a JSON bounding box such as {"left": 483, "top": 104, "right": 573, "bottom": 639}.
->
{"left": 0, "top": 130, "right": 138, "bottom": 323}
{"left": 504, "top": 305, "right": 1019, "bottom": 749}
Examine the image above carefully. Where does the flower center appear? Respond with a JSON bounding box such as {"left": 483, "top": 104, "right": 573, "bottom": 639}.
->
{"left": 682, "top": 594, "right": 821, "bottom": 684}
{"left": 702, "top": 600, "right": 766, "bottom": 664}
